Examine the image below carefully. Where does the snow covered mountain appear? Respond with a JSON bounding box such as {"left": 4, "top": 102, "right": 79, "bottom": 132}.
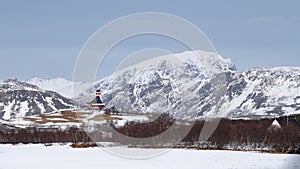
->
{"left": 0, "top": 79, "right": 74, "bottom": 120}
{"left": 22, "top": 50, "right": 300, "bottom": 119}
{"left": 26, "top": 77, "right": 73, "bottom": 98}
{"left": 74, "top": 50, "right": 232, "bottom": 117}
{"left": 26, "top": 77, "right": 94, "bottom": 99}
{"left": 221, "top": 67, "right": 300, "bottom": 118}
{"left": 74, "top": 50, "right": 300, "bottom": 119}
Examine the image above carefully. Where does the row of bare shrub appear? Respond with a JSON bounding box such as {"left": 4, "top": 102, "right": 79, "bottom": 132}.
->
{"left": 112, "top": 116, "right": 300, "bottom": 153}
{"left": 0, "top": 127, "right": 90, "bottom": 144}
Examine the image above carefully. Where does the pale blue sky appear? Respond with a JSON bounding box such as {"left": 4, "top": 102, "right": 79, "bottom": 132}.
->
{"left": 0, "top": 0, "right": 299, "bottom": 80}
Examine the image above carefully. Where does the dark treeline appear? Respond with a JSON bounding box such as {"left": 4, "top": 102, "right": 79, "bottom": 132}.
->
{"left": 112, "top": 113, "right": 175, "bottom": 138}
{"left": 183, "top": 118, "right": 300, "bottom": 153}
{"left": 0, "top": 127, "right": 90, "bottom": 144}
{"left": 113, "top": 115, "right": 300, "bottom": 153}
{"left": 1, "top": 114, "right": 300, "bottom": 153}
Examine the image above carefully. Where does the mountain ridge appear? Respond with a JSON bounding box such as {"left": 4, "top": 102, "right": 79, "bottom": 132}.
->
{"left": 24, "top": 50, "right": 300, "bottom": 119}
{"left": 0, "top": 79, "right": 74, "bottom": 120}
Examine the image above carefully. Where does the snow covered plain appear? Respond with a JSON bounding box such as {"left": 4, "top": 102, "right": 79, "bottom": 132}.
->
{"left": 0, "top": 144, "right": 299, "bottom": 169}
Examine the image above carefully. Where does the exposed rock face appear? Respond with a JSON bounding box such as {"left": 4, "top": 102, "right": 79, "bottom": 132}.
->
{"left": 0, "top": 79, "right": 73, "bottom": 119}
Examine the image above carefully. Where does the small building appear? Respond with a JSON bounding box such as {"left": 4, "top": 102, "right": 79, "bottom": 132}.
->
{"left": 268, "top": 119, "right": 281, "bottom": 130}
{"left": 87, "top": 89, "right": 105, "bottom": 110}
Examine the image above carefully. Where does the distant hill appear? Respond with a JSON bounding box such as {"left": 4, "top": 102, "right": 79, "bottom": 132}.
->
{"left": 0, "top": 79, "right": 73, "bottom": 120}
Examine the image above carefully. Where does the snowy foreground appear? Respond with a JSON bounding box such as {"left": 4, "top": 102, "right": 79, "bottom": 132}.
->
{"left": 0, "top": 144, "right": 299, "bottom": 169}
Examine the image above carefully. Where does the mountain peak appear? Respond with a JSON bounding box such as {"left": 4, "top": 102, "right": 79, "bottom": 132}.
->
{"left": 2, "top": 78, "right": 41, "bottom": 91}
{"left": 115, "top": 50, "right": 232, "bottom": 81}
{"left": 174, "top": 50, "right": 236, "bottom": 73}
{"left": 26, "top": 77, "right": 73, "bottom": 98}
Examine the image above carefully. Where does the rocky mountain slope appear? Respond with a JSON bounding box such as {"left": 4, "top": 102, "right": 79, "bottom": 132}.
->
{"left": 0, "top": 79, "right": 74, "bottom": 120}
{"left": 26, "top": 50, "right": 300, "bottom": 119}
{"left": 221, "top": 67, "right": 300, "bottom": 118}
{"left": 73, "top": 50, "right": 300, "bottom": 119}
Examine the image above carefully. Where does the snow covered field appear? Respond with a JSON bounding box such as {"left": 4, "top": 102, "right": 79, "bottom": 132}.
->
{"left": 0, "top": 144, "right": 299, "bottom": 169}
